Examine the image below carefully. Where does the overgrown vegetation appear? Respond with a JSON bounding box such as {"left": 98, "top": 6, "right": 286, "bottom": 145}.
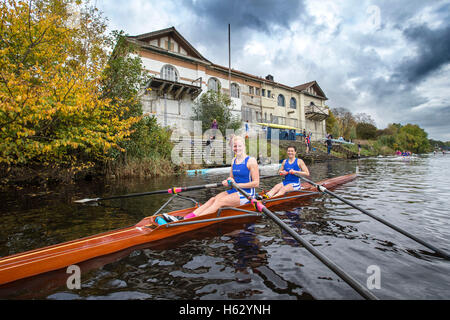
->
{"left": 0, "top": 0, "right": 177, "bottom": 185}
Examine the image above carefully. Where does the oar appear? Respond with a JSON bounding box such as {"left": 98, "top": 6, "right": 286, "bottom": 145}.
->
{"left": 296, "top": 173, "right": 450, "bottom": 260}
{"left": 74, "top": 174, "right": 281, "bottom": 204}
{"left": 227, "top": 180, "right": 379, "bottom": 300}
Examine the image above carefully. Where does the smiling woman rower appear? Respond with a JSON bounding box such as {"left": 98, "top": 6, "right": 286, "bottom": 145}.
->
{"left": 264, "top": 145, "right": 310, "bottom": 198}
{"left": 184, "top": 135, "right": 260, "bottom": 219}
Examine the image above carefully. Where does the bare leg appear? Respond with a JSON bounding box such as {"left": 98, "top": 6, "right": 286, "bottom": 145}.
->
{"left": 273, "top": 184, "right": 294, "bottom": 197}
{"left": 193, "top": 191, "right": 228, "bottom": 216}
{"left": 196, "top": 192, "right": 241, "bottom": 217}
{"left": 266, "top": 183, "right": 284, "bottom": 197}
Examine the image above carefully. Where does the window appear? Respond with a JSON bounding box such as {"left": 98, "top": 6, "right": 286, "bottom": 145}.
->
{"left": 167, "top": 38, "right": 174, "bottom": 51}
{"left": 249, "top": 86, "right": 254, "bottom": 95}
{"left": 231, "top": 83, "right": 240, "bottom": 98}
{"left": 290, "top": 97, "right": 297, "bottom": 109}
{"left": 278, "top": 94, "right": 285, "bottom": 107}
{"left": 255, "top": 88, "right": 260, "bottom": 96}
{"left": 161, "top": 65, "right": 178, "bottom": 82}
{"left": 262, "top": 89, "right": 265, "bottom": 97}
{"left": 267, "top": 90, "right": 272, "bottom": 98}
{"left": 208, "top": 78, "right": 220, "bottom": 92}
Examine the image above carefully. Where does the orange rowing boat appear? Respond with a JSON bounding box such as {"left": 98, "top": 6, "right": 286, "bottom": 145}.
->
{"left": 0, "top": 174, "right": 356, "bottom": 286}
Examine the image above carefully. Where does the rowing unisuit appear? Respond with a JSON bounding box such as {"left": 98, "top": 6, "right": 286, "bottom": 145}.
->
{"left": 227, "top": 155, "right": 256, "bottom": 204}
{"left": 282, "top": 157, "right": 302, "bottom": 191}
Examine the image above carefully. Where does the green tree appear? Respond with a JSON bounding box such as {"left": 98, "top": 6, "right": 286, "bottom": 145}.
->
{"left": 331, "top": 121, "right": 341, "bottom": 138}
{"left": 349, "top": 125, "right": 357, "bottom": 141}
{"left": 395, "top": 124, "right": 431, "bottom": 153}
{"left": 101, "top": 31, "right": 151, "bottom": 119}
{"left": 326, "top": 108, "right": 338, "bottom": 134}
{"left": 356, "top": 122, "right": 377, "bottom": 140}
{"left": 100, "top": 30, "right": 169, "bottom": 163}
{"left": 192, "top": 89, "right": 241, "bottom": 133}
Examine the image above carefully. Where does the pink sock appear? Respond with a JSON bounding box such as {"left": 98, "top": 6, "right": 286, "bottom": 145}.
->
{"left": 185, "top": 212, "right": 196, "bottom": 219}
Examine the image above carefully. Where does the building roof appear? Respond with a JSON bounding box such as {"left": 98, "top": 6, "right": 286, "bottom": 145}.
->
{"left": 129, "top": 27, "right": 327, "bottom": 100}
{"left": 294, "top": 81, "right": 327, "bottom": 100}
{"left": 129, "top": 26, "right": 211, "bottom": 63}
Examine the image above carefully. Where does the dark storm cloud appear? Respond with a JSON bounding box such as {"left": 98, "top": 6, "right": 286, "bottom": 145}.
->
{"left": 334, "top": 2, "right": 450, "bottom": 138}
{"left": 182, "top": 0, "right": 309, "bottom": 34}
{"left": 174, "top": 0, "right": 313, "bottom": 68}
{"left": 396, "top": 24, "right": 450, "bottom": 84}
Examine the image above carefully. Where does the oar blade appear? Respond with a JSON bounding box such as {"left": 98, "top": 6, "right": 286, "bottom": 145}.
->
{"left": 74, "top": 198, "right": 99, "bottom": 204}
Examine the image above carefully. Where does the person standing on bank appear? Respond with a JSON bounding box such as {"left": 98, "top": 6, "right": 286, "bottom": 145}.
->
{"left": 305, "top": 133, "right": 311, "bottom": 153}
{"left": 211, "top": 119, "right": 218, "bottom": 140}
{"left": 245, "top": 120, "right": 249, "bottom": 139}
{"left": 184, "top": 135, "right": 259, "bottom": 218}
{"left": 264, "top": 146, "right": 310, "bottom": 198}
{"left": 327, "top": 135, "right": 333, "bottom": 155}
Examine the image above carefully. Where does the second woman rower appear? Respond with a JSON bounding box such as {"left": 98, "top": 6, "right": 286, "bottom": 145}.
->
{"left": 264, "top": 145, "right": 310, "bottom": 198}
{"left": 184, "top": 135, "right": 259, "bottom": 219}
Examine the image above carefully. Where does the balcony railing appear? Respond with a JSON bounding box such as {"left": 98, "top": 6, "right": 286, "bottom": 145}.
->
{"left": 305, "top": 104, "right": 329, "bottom": 121}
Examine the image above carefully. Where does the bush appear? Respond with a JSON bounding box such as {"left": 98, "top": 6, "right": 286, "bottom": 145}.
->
{"left": 118, "top": 116, "right": 173, "bottom": 161}
{"left": 356, "top": 122, "right": 378, "bottom": 140}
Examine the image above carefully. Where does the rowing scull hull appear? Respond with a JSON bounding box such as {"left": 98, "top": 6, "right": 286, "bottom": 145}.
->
{"left": 0, "top": 174, "right": 356, "bottom": 286}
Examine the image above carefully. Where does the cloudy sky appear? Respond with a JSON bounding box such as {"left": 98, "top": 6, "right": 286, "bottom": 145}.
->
{"left": 92, "top": 0, "right": 450, "bottom": 141}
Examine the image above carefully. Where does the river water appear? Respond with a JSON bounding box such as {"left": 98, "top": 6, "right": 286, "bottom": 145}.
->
{"left": 0, "top": 154, "right": 449, "bottom": 300}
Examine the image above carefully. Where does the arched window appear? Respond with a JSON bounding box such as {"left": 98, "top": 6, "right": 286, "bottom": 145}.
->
{"left": 230, "top": 83, "right": 240, "bottom": 98}
{"left": 277, "top": 94, "right": 285, "bottom": 107}
{"left": 161, "top": 64, "right": 178, "bottom": 82}
{"left": 290, "top": 97, "right": 297, "bottom": 109}
{"left": 208, "top": 78, "right": 220, "bottom": 92}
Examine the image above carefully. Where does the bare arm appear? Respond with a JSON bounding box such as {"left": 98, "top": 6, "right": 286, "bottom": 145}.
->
{"left": 297, "top": 159, "right": 310, "bottom": 176}
{"left": 279, "top": 159, "right": 287, "bottom": 174}
{"left": 222, "top": 160, "right": 235, "bottom": 186}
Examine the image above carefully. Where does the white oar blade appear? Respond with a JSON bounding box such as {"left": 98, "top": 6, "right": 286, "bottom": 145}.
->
{"left": 74, "top": 198, "right": 99, "bottom": 204}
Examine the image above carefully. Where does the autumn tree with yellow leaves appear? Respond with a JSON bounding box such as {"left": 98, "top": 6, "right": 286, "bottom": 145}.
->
{"left": 0, "top": 0, "right": 141, "bottom": 173}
